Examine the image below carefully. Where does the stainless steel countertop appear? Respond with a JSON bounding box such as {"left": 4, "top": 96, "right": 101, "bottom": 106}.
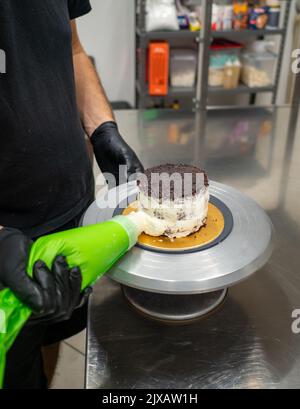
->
{"left": 86, "top": 106, "right": 300, "bottom": 389}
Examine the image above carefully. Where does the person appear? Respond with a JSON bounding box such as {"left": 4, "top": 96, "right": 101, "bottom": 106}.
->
{"left": 0, "top": 0, "right": 143, "bottom": 389}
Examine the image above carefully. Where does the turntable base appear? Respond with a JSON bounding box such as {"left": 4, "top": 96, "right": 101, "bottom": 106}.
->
{"left": 122, "top": 286, "right": 228, "bottom": 324}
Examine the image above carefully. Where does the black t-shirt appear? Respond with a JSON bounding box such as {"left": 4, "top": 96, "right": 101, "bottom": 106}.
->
{"left": 0, "top": 0, "right": 94, "bottom": 237}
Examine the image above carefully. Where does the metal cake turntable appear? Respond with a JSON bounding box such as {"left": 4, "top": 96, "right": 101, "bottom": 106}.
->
{"left": 82, "top": 181, "right": 273, "bottom": 324}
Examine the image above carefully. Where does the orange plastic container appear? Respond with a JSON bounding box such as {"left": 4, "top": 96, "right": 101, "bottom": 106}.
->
{"left": 148, "top": 42, "right": 169, "bottom": 96}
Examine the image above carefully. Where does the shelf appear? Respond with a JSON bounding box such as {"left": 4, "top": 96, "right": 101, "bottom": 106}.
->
{"left": 137, "top": 28, "right": 284, "bottom": 41}
{"left": 211, "top": 29, "right": 284, "bottom": 38}
{"left": 136, "top": 81, "right": 195, "bottom": 98}
{"left": 137, "top": 83, "right": 274, "bottom": 98}
{"left": 208, "top": 84, "right": 275, "bottom": 94}
{"left": 136, "top": 28, "right": 201, "bottom": 41}
{"left": 168, "top": 86, "right": 196, "bottom": 97}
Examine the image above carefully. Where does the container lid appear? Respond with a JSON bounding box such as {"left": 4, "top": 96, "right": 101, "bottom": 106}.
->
{"left": 242, "top": 51, "right": 277, "bottom": 61}
{"left": 210, "top": 39, "right": 243, "bottom": 51}
{"left": 170, "top": 49, "right": 197, "bottom": 61}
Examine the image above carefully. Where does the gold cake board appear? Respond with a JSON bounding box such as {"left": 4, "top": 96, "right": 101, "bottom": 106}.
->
{"left": 122, "top": 202, "right": 225, "bottom": 252}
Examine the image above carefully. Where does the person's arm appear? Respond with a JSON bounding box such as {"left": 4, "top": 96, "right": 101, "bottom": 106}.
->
{"left": 71, "top": 21, "right": 143, "bottom": 181}
{"left": 71, "top": 21, "right": 114, "bottom": 137}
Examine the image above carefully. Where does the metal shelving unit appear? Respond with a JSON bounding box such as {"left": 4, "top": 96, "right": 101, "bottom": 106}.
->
{"left": 135, "top": 0, "right": 203, "bottom": 109}
{"left": 135, "top": 0, "right": 292, "bottom": 110}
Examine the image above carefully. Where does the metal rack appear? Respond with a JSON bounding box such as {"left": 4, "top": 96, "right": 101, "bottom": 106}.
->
{"left": 135, "top": 0, "right": 203, "bottom": 109}
{"left": 135, "top": 0, "right": 292, "bottom": 110}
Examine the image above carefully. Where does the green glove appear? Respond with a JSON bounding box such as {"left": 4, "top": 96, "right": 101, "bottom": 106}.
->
{"left": 0, "top": 215, "right": 140, "bottom": 388}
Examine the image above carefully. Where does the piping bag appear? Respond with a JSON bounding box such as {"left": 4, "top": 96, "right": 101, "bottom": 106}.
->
{"left": 0, "top": 214, "right": 143, "bottom": 388}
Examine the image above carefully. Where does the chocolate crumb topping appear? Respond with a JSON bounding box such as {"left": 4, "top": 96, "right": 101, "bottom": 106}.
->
{"left": 138, "top": 164, "right": 209, "bottom": 200}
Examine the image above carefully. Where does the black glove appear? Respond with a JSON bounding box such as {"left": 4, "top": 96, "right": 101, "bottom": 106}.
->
{"left": 30, "top": 257, "right": 91, "bottom": 325}
{"left": 0, "top": 228, "right": 89, "bottom": 323}
{"left": 91, "top": 121, "right": 144, "bottom": 183}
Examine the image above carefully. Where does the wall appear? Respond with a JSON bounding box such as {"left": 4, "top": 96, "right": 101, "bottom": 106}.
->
{"left": 77, "top": 0, "right": 135, "bottom": 107}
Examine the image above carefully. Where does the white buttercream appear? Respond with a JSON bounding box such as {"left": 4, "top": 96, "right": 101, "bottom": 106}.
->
{"left": 136, "top": 187, "right": 210, "bottom": 238}
{"left": 126, "top": 211, "right": 167, "bottom": 237}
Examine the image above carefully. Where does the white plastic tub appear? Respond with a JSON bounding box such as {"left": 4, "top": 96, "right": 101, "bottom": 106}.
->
{"left": 170, "top": 49, "right": 197, "bottom": 88}
{"left": 241, "top": 52, "right": 277, "bottom": 87}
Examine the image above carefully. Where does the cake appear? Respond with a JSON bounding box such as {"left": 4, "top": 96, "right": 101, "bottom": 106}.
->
{"left": 137, "top": 164, "right": 210, "bottom": 238}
